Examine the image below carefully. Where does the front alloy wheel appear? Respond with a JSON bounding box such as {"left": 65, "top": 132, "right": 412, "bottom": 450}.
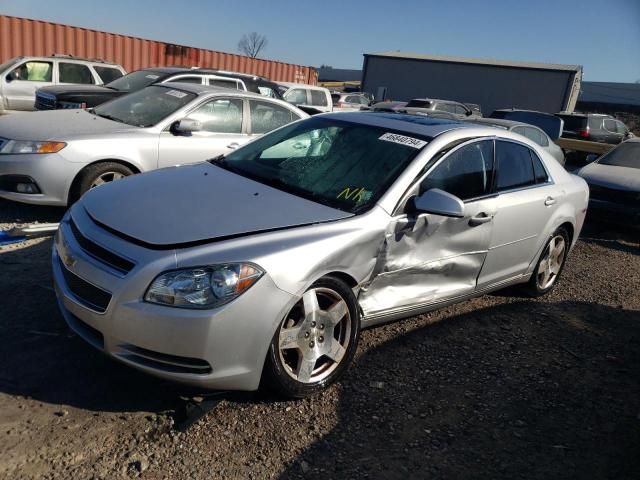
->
{"left": 264, "top": 277, "right": 359, "bottom": 398}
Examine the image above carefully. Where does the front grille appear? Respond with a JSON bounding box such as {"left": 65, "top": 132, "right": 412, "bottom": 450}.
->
{"left": 589, "top": 183, "right": 639, "bottom": 206}
{"left": 35, "top": 92, "right": 57, "bottom": 110}
{"left": 117, "top": 344, "right": 212, "bottom": 375}
{"left": 69, "top": 219, "right": 135, "bottom": 274}
{"left": 59, "top": 257, "right": 112, "bottom": 313}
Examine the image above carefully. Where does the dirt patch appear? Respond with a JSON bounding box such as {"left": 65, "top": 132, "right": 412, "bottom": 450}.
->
{"left": 1, "top": 199, "right": 639, "bottom": 479}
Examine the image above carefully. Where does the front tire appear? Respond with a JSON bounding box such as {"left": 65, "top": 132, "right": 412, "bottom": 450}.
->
{"left": 263, "top": 276, "right": 360, "bottom": 398}
{"left": 69, "top": 162, "right": 133, "bottom": 204}
{"left": 525, "top": 227, "right": 569, "bottom": 296}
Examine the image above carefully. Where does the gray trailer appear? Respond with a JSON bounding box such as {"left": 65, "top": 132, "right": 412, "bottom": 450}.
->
{"left": 361, "top": 52, "right": 582, "bottom": 114}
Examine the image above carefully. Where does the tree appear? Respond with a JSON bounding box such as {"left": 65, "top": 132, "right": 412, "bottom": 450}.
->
{"left": 238, "top": 32, "right": 268, "bottom": 58}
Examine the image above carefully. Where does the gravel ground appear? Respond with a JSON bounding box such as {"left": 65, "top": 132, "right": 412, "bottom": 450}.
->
{"left": 0, "top": 198, "right": 639, "bottom": 480}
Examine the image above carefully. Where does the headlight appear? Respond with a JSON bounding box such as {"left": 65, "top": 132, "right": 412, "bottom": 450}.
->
{"left": 144, "top": 263, "right": 263, "bottom": 309}
{"left": 0, "top": 140, "right": 66, "bottom": 154}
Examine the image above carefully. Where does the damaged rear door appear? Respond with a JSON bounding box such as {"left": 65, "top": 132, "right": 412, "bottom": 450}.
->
{"left": 359, "top": 139, "right": 496, "bottom": 318}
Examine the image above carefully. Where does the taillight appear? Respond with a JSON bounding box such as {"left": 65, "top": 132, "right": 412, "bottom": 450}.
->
{"left": 577, "top": 127, "right": 590, "bottom": 138}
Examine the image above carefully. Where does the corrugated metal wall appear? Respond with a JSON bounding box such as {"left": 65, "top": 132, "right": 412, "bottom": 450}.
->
{"left": 362, "top": 56, "right": 579, "bottom": 114}
{"left": 0, "top": 15, "right": 317, "bottom": 84}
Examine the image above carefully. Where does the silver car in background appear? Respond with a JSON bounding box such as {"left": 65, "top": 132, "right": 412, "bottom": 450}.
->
{"left": 0, "top": 83, "right": 307, "bottom": 205}
{"left": 577, "top": 138, "right": 640, "bottom": 224}
{"left": 467, "top": 118, "right": 566, "bottom": 166}
{"left": 52, "top": 113, "right": 589, "bottom": 398}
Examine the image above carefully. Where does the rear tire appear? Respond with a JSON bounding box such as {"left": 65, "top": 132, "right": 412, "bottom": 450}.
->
{"left": 525, "top": 227, "right": 570, "bottom": 297}
{"left": 263, "top": 276, "right": 360, "bottom": 398}
{"left": 69, "top": 162, "right": 133, "bottom": 204}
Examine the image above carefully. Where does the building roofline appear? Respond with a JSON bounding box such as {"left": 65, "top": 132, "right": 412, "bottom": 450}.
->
{"left": 364, "top": 51, "right": 582, "bottom": 73}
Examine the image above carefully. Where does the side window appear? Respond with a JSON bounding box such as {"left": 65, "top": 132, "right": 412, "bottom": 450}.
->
{"left": 93, "top": 66, "right": 123, "bottom": 83}
{"left": 518, "top": 126, "right": 548, "bottom": 147}
{"left": 453, "top": 105, "right": 468, "bottom": 115}
{"left": 495, "top": 141, "right": 536, "bottom": 191}
{"left": 531, "top": 150, "right": 549, "bottom": 184}
{"left": 284, "top": 88, "right": 308, "bottom": 105}
{"left": 250, "top": 100, "right": 297, "bottom": 134}
{"left": 10, "top": 61, "right": 53, "bottom": 82}
{"left": 209, "top": 78, "right": 241, "bottom": 90}
{"left": 59, "top": 63, "right": 95, "bottom": 84}
{"left": 615, "top": 120, "right": 628, "bottom": 135}
{"left": 258, "top": 86, "right": 277, "bottom": 97}
{"left": 172, "top": 76, "right": 203, "bottom": 84}
{"left": 588, "top": 117, "right": 603, "bottom": 130}
{"left": 345, "top": 95, "right": 359, "bottom": 104}
{"left": 310, "top": 90, "right": 328, "bottom": 107}
{"left": 603, "top": 119, "right": 617, "bottom": 132}
{"left": 420, "top": 140, "right": 494, "bottom": 201}
{"left": 186, "top": 98, "right": 243, "bottom": 133}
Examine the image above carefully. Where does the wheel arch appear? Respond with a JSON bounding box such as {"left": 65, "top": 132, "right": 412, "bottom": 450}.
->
{"left": 67, "top": 158, "right": 142, "bottom": 204}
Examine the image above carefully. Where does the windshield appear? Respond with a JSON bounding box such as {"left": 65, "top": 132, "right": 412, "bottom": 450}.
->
{"left": 219, "top": 117, "right": 427, "bottom": 213}
{"left": 597, "top": 142, "right": 640, "bottom": 169}
{"left": 93, "top": 85, "right": 196, "bottom": 127}
{"left": 106, "top": 69, "right": 164, "bottom": 92}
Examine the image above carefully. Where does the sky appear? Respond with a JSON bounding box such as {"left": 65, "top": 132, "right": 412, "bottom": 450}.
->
{"left": 1, "top": 0, "right": 639, "bottom": 82}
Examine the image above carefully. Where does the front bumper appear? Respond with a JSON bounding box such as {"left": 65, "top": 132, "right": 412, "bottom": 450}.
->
{"left": 0, "top": 152, "right": 78, "bottom": 205}
{"left": 52, "top": 207, "right": 296, "bottom": 391}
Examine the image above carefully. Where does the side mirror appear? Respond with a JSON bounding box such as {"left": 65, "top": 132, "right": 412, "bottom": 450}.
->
{"left": 465, "top": 110, "right": 472, "bottom": 116}
{"left": 412, "top": 188, "right": 465, "bottom": 218}
{"left": 585, "top": 153, "right": 599, "bottom": 163}
{"left": 6, "top": 71, "right": 17, "bottom": 82}
{"left": 170, "top": 118, "right": 202, "bottom": 135}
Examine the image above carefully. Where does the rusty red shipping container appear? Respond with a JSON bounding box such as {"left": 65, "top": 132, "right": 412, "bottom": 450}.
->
{"left": 0, "top": 15, "right": 318, "bottom": 84}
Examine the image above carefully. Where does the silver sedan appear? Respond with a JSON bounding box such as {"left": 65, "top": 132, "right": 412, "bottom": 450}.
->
{"left": 52, "top": 112, "right": 589, "bottom": 398}
{"left": 0, "top": 83, "right": 306, "bottom": 205}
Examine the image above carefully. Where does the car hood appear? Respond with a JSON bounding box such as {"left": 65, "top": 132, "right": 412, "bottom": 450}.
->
{"left": 0, "top": 109, "right": 131, "bottom": 141}
{"left": 578, "top": 163, "right": 640, "bottom": 191}
{"left": 38, "top": 84, "right": 115, "bottom": 96}
{"left": 80, "top": 163, "right": 353, "bottom": 247}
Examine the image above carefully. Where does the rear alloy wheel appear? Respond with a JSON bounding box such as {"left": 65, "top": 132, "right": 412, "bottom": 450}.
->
{"left": 264, "top": 277, "right": 359, "bottom": 398}
{"left": 70, "top": 162, "right": 134, "bottom": 204}
{"left": 526, "top": 227, "right": 569, "bottom": 296}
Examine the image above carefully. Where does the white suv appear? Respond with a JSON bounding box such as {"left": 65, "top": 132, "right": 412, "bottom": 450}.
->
{"left": 0, "top": 55, "right": 126, "bottom": 113}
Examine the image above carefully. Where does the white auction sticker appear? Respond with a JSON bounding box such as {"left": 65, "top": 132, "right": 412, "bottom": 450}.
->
{"left": 379, "top": 132, "right": 427, "bottom": 149}
{"left": 165, "top": 90, "right": 188, "bottom": 98}
{"left": 145, "top": 74, "right": 160, "bottom": 79}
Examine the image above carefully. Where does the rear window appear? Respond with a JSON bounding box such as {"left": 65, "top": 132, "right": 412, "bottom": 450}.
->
{"left": 406, "top": 100, "right": 432, "bottom": 108}
{"left": 94, "top": 66, "right": 124, "bottom": 83}
{"left": 558, "top": 115, "right": 587, "bottom": 132}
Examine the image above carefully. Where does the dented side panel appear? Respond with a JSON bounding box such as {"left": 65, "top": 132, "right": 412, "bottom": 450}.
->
{"left": 358, "top": 197, "right": 496, "bottom": 317}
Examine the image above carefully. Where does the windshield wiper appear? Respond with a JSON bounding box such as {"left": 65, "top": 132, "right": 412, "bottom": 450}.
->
{"left": 92, "top": 111, "right": 124, "bottom": 124}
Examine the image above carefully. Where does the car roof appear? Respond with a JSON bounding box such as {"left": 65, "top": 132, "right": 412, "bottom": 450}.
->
{"left": 278, "top": 81, "right": 327, "bottom": 91}
{"left": 469, "top": 118, "right": 530, "bottom": 129}
{"left": 13, "top": 55, "right": 120, "bottom": 66}
{"left": 319, "top": 111, "right": 471, "bottom": 138}
{"left": 159, "top": 82, "right": 263, "bottom": 97}
{"left": 144, "top": 66, "right": 268, "bottom": 80}
{"left": 409, "top": 98, "right": 461, "bottom": 104}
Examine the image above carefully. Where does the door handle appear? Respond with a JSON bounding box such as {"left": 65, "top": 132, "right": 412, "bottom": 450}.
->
{"left": 544, "top": 196, "right": 556, "bottom": 206}
{"left": 227, "top": 142, "right": 240, "bottom": 150}
{"left": 469, "top": 213, "right": 492, "bottom": 226}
